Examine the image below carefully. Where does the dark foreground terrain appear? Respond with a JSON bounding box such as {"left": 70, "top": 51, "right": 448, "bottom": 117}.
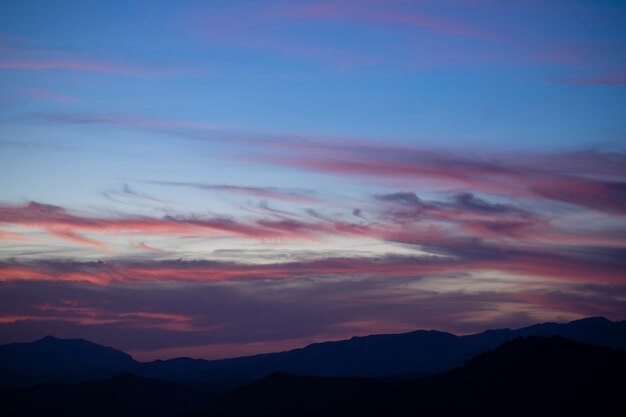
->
{"left": 198, "top": 336, "right": 626, "bottom": 417}
{"left": 1, "top": 317, "right": 625, "bottom": 416}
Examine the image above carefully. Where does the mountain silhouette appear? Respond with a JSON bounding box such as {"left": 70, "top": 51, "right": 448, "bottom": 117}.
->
{"left": 1, "top": 317, "right": 625, "bottom": 384}
{"left": 198, "top": 336, "right": 626, "bottom": 417}
{"left": 137, "top": 316, "right": 626, "bottom": 380}
{"left": 0, "top": 335, "right": 136, "bottom": 377}
{"left": 1, "top": 335, "right": 625, "bottom": 416}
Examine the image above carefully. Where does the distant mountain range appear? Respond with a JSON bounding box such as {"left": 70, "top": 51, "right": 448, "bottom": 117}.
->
{"left": 1, "top": 316, "right": 625, "bottom": 385}
{"left": 198, "top": 336, "right": 626, "bottom": 417}
{"left": 2, "top": 336, "right": 625, "bottom": 417}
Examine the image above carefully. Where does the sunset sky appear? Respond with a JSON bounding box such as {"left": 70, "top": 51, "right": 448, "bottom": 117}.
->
{"left": 1, "top": 0, "right": 625, "bottom": 360}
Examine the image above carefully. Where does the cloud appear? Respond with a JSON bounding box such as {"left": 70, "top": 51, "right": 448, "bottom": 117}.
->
{"left": 2, "top": 194, "right": 624, "bottom": 280}
{"left": 21, "top": 88, "right": 76, "bottom": 103}
{"left": 377, "top": 191, "right": 427, "bottom": 206}
{"left": 150, "top": 181, "right": 319, "bottom": 203}
{"left": 0, "top": 230, "right": 34, "bottom": 241}
{"left": 0, "top": 201, "right": 329, "bottom": 244}
{"left": 0, "top": 275, "right": 624, "bottom": 359}
{"left": 133, "top": 242, "right": 168, "bottom": 253}
{"left": 46, "top": 230, "right": 106, "bottom": 250}
{"left": 1, "top": 236, "right": 624, "bottom": 286}
{"left": 530, "top": 178, "right": 626, "bottom": 214}
{"left": 452, "top": 193, "right": 522, "bottom": 214}
{"left": 0, "top": 59, "right": 162, "bottom": 76}
{"left": 257, "top": 144, "right": 626, "bottom": 214}
{"left": 375, "top": 191, "right": 541, "bottom": 239}
{"left": 29, "top": 110, "right": 626, "bottom": 215}
{"left": 517, "top": 286, "right": 626, "bottom": 318}
{"left": 102, "top": 184, "right": 165, "bottom": 207}
{"left": 28, "top": 113, "right": 224, "bottom": 131}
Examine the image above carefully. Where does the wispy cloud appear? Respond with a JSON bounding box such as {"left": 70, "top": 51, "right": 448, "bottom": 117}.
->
{"left": 0, "top": 38, "right": 180, "bottom": 77}
{"left": 27, "top": 113, "right": 225, "bottom": 131}
{"left": 102, "top": 184, "right": 165, "bottom": 207}
{"left": 21, "top": 88, "right": 76, "bottom": 103}
{"left": 1, "top": 236, "right": 624, "bottom": 285}
{"left": 0, "top": 59, "right": 164, "bottom": 76}
{"left": 0, "top": 230, "right": 34, "bottom": 241}
{"left": 150, "top": 181, "right": 319, "bottom": 203}
{"left": 0, "top": 256, "right": 624, "bottom": 358}
{"left": 254, "top": 144, "right": 626, "bottom": 214}
{"left": 31, "top": 112, "right": 626, "bottom": 214}
{"left": 0, "top": 201, "right": 326, "bottom": 243}
{"left": 376, "top": 191, "right": 541, "bottom": 238}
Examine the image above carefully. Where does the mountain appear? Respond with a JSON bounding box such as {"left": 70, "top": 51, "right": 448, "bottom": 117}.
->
{"left": 137, "top": 316, "right": 626, "bottom": 380}
{"left": 1, "top": 317, "right": 625, "bottom": 384}
{"left": 198, "top": 336, "right": 626, "bottom": 417}
{"left": 137, "top": 329, "right": 461, "bottom": 380}
{"left": 0, "top": 335, "right": 136, "bottom": 376}
{"left": 2, "top": 336, "right": 625, "bottom": 416}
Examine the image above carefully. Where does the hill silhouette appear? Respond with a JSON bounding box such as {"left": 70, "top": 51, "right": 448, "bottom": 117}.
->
{"left": 0, "top": 335, "right": 135, "bottom": 376}
{"left": 137, "top": 316, "right": 626, "bottom": 380}
{"left": 199, "top": 336, "right": 626, "bottom": 417}
{"left": 1, "top": 335, "right": 625, "bottom": 416}
{"left": 1, "top": 317, "right": 625, "bottom": 385}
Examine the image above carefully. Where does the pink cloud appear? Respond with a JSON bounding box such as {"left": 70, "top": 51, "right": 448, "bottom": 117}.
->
{"left": 0, "top": 201, "right": 377, "bottom": 245}
{"left": 0, "top": 230, "right": 35, "bottom": 241}
{"left": 516, "top": 289, "right": 626, "bottom": 318}
{"left": 1, "top": 234, "right": 624, "bottom": 286}
{"left": 254, "top": 144, "right": 626, "bottom": 214}
{"left": 21, "top": 88, "right": 76, "bottom": 103}
{"left": 47, "top": 229, "right": 107, "bottom": 249}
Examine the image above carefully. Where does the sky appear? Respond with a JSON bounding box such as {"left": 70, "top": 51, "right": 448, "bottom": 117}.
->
{"left": 0, "top": 0, "right": 625, "bottom": 361}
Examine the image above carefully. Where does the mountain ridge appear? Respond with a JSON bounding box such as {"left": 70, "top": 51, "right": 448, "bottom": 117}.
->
{"left": 3, "top": 335, "right": 625, "bottom": 417}
{"left": 0, "top": 334, "right": 136, "bottom": 376}
{"left": 1, "top": 316, "right": 625, "bottom": 383}
{"left": 196, "top": 336, "right": 626, "bottom": 417}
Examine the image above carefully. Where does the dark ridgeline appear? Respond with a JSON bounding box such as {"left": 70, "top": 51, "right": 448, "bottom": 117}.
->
{"left": 138, "top": 316, "right": 626, "bottom": 381}
{"left": 1, "top": 316, "right": 624, "bottom": 384}
{"left": 1, "top": 336, "right": 625, "bottom": 417}
{"left": 0, "top": 317, "right": 625, "bottom": 416}
{"left": 198, "top": 336, "right": 626, "bottom": 417}
{"left": 0, "top": 334, "right": 136, "bottom": 374}
{"left": 0, "top": 335, "right": 138, "bottom": 388}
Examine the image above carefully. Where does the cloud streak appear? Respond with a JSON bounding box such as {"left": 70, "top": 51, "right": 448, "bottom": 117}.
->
{"left": 255, "top": 144, "right": 626, "bottom": 214}
{"left": 0, "top": 201, "right": 324, "bottom": 243}
{"left": 150, "top": 181, "right": 319, "bottom": 203}
{"left": 29, "top": 109, "right": 626, "bottom": 216}
{"left": 0, "top": 59, "right": 163, "bottom": 76}
{"left": 1, "top": 274, "right": 624, "bottom": 359}
{"left": 1, "top": 237, "right": 624, "bottom": 286}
